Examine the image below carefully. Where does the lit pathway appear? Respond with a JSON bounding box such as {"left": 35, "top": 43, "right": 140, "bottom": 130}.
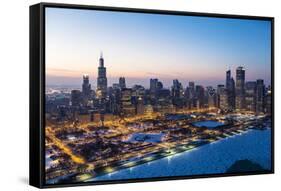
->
{"left": 46, "top": 127, "right": 85, "bottom": 164}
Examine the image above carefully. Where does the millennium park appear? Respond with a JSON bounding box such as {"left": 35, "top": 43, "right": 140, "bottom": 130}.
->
{"left": 45, "top": 54, "right": 272, "bottom": 184}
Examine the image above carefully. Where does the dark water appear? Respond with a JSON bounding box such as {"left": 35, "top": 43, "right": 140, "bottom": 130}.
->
{"left": 192, "top": 120, "right": 224, "bottom": 128}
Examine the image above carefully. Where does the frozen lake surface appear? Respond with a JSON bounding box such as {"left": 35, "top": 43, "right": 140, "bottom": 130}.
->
{"left": 192, "top": 120, "right": 224, "bottom": 129}
{"left": 88, "top": 128, "right": 271, "bottom": 181}
{"left": 126, "top": 133, "right": 164, "bottom": 143}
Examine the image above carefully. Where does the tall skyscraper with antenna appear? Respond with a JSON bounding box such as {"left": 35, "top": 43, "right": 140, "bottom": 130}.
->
{"left": 97, "top": 52, "right": 107, "bottom": 99}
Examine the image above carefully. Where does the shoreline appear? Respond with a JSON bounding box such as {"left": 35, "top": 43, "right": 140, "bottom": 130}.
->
{"left": 50, "top": 125, "right": 266, "bottom": 184}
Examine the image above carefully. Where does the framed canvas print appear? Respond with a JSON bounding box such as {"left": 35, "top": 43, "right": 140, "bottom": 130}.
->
{"left": 29, "top": 2, "right": 274, "bottom": 188}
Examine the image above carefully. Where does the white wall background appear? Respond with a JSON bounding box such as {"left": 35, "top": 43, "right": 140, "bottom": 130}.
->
{"left": 0, "top": 0, "right": 279, "bottom": 190}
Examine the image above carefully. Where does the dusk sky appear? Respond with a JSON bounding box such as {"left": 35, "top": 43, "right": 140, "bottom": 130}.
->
{"left": 45, "top": 7, "right": 271, "bottom": 88}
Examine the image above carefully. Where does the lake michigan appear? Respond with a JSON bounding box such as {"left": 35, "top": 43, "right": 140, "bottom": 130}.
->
{"left": 88, "top": 128, "right": 271, "bottom": 181}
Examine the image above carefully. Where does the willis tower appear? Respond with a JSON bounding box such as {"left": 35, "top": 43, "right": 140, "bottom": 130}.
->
{"left": 97, "top": 53, "right": 107, "bottom": 100}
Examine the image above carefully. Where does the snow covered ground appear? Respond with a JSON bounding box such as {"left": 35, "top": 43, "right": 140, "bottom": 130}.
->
{"left": 125, "top": 133, "right": 165, "bottom": 143}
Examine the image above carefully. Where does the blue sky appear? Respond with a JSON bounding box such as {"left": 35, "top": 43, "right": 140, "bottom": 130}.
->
{"left": 46, "top": 7, "right": 271, "bottom": 88}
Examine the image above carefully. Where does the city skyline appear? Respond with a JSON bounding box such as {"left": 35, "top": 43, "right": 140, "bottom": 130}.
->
{"left": 46, "top": 8, "right": 271, "bottom": 87}
{"left": 46, "top": 61, "right": 271, "bottom": 89}
{"left": 44, "top": 7, "right": 272, "bottom": 185}
{"left": 45, "top": 53, "right": 272, "bottom": 184}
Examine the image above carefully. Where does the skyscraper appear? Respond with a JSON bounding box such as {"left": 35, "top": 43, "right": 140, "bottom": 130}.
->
{"left": 71, "top": 90, "right": 82, "bottom": 107}
{"left": 150, "top": 78, "right": 159, "bottom": 101}
{"left": 110, "top": 86, "right": 121, "bottom": 115}
{"left": 184, "top": 87, "right": 190, "bottom": 100}
{"left": 265, "top": 86, "right": 272, "bottom": 114}
{"left": 235, "top": 66, "right": 245, "bottom": 110}
{"left": 195, "top": 85, "right": 204, "bottom": 108}
{"left": 150, "top": 79, "right": 158, "bottom": 93}
{"left": 226, "top": 70, "right": 235, "bottom": 110}
{"left": 226, "top": 70, "right": 231, "bottom": 89}
{"left": 171, "top": 79, "right": 183, "bottom": 107}
{"left": 189, "top": 82, "right": 195, "bottom": 99}
{"left": 82, "top": 74, "right": 91, "bottom": 104}
{"left": 206, "top": 86, "right": 216, "bottom": 108}
{"left": 217, "top": 84, "right": 225, "bottom": 108}
{"left": 119, "top": 77, "right": 126, "bottom": 89}
{"left": 229, "top": 77, "right": 236, "bottom": 109}
{"left": 245, "top": 81, "right": 257, "bottom": 112}
{"left": 217, "top": 84, "right": 226, "bottom": 111}
{"left": 256, "top": 79, "right": 265, "bottom": 113}
{"left": 188, "top": 81, "right": 196, "bottom": 108}
{"left": 171, "top": 79, "right": 182, "bottom": 99}
{"left": 136, "top": 97, "right": 145, "bottom": 115}
{"left": 219, "top": 87, "right": 228, "bottom": 111}
{"left": 132, "top": 85, "right": 145, "bottom": 97}
{"left": 156, "top": 81, "right": 163, "bottom": 90}
{"left": 121, "top": 88, "right": 135, "bottom": 116}
{"left": 97, "top": 53, "right": 107, "bottom": 99}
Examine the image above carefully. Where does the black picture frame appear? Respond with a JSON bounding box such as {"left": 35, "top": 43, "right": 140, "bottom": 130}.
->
{"left": 30, "top": 2, "right": 274, "bottom": 188}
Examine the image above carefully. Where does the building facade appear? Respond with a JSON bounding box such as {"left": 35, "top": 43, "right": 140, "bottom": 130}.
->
{"left": 82, "top": 74, "right": 91, "bottom": 105}
{"left": 121, "top": 88, "right": 135, "bottom": 116}
{"left": 235, "top": 66, "right": 245, "bottom": 110}
{"left": 119, "top": 77, "right": 126, "bottom": 89}
{"left": 256, "top": 79, "right": 265, "bottom": 113}
{"left": 97, "top": 53, "right": 107, "bottom": 99}
{"left": 226, "top": 70, "right": 235, "bottom": 110}
{"left": 245, "top": 81, "right": 257, "bottom": 112}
